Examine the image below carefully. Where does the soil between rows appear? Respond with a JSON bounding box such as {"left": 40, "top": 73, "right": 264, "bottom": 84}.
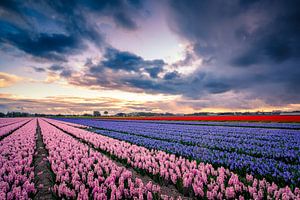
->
{"left": 33, "top": 120, "right": 54, "bottom": 200}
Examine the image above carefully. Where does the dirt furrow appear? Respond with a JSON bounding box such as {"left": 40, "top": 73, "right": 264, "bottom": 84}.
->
{"left": 33, "top": 120, "right": 54, "bottom": 200}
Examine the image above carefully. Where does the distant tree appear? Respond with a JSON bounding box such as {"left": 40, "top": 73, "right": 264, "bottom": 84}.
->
{"left": 6, "top": 112, "right": 13, "bottom": 117}
{"left": 104, "top": 111, "right": 108, "bottom": 115}
{"left": 0, "top": 112, "right": 5, "bottom": 117}
{"left": 164, "top": 112, "right": 175, "bottom": 116}
{"left": 115, "top": 113, "right": 126, "bottom": 117}
{"left": 93, "top": 111, "right": 101, "bottom": 117}
{"left": 6, "top": 112, "right": 30, "bottom": 117}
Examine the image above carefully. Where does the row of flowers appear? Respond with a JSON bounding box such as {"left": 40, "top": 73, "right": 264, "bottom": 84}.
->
{"left": 0, "top": 119, "right": 37, "bottom": 199}
{"left": 39, "top": 119, "right": 168, "bottom": 199}
{"left": 0, "top": 118, "right": 32, "bottom": 138}
{"left": 57, "top": 118, "right": 300, "bottom": 185}
{"left": 57, "top": 120, "right": 89, "bottom": 129}
{"left": 46, "top": 118, "right": 300, "bottom": 199}
{"left": 0, "top": 118, "right": 29, "bottom": 128}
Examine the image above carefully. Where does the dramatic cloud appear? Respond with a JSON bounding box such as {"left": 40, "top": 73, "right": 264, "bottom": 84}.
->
{"left": 90, "top": 47, "right": 165, "bottom": 73}
{"left": 44, "top": 72, "right": 60, "bottom": 84}
{"left": 0, "top": 0, "right": 144, "bottom": 62}
{"left": 164, "top": 0, "right": 300, "bottom": 104}
{"left": 32, "top": 67, "right": 46, "bottom": 73}
{"left": 49, "top": 0, "right": 300, "bottom": 108}
{"left": 0, "top": 72, "right": 22, "bottom": 87}
{"left": 48, "top": 64, "right": 65, "bottom": 71}
{"left": 0, "top": 16, "right": 84, "bottom": 61}
{"left": 0, "top": 0, "right": 299, "bottom": 113}
{"left": 113, "top": 12, "right": 138, "bottom": 30}
{"left": 163, "top": 71, "right": 179, "bottom": 80}
{"left": 62, "top": 49, "right": 232, "bottom": 98}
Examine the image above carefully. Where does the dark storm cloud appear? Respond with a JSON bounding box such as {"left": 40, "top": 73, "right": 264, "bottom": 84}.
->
{"left": 98, "top": 47, "right": 144, "bottom": 71}
{"left": 90, "top": 47, "right": 165, "bottom": 74}
{"left": 204, "top": 82, "right": 231, "bottom": 94}
{"left": 0, "top": 20, "right": 81, "bottom": 61}
{"left": 168, "top": 0, "right": 300, "bottom": 64}
{"left": 164, "top": 0, "right": 300, "bottom": 104}
{"left": 163, "top": 71, "right": 179, "bottom": 80}
{"left": 145, "top": 66, "right": 163, "bottom": 78}
{"left": 113, "top": 12, "right": 138, "bottom": 30}
{"left": 48, "top": 64, "right": 64, "bottom": 71}
{"left": 60, "top": 69, "right": 73, "bottom": 78}
{"left": 0, "top": 0, "right": 144, "bottom": 62}
{"left": 32, "top": 67, "right": 46, "bottom": 73}
{"left": 231, "top": 7, "right": 300, "bottom": 67}
{"left": 47, "top": 64, "right": 73, "bottom": 78}
{"left": 0, "top": 0, "right": 20, "bottom": 14}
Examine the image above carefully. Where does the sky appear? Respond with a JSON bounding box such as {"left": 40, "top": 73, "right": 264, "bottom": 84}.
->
{"left": 0, "top": 0, "right": 300, "bottom": 114}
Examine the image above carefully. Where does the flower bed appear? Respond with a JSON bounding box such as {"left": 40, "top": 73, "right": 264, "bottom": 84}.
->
{"left": 39, "top": 119, "right": 164, "bottom": 199}
{"left": 45, "top": 118, "right": 300, "bottom": 199}
{"left": 0, "top": 119, "right": 37, "bottom": 199}
{"left": 0, "top": 118, "right": 32, "bottom": 138}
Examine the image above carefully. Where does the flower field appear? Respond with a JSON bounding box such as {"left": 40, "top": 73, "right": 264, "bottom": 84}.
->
{"left": 0, "top": 117, "right": 299, "bottom": 199}
{"left": 57, "top": 119, "right": 300, "bottom": 186}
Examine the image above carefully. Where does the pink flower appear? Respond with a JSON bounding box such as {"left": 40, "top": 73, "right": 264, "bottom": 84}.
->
{"left": 239, "top": 195, "right": 245, "bottom": 200}
{"left": 225, "top": 187, "right": 235, "bottom": 199}
{"left": 207, "top": 191, "right": 214, "bottom": 200}
{"left": 258, "top": 190, "right": 264, "bottom": 199}
{"left": 171, "top": 174, "right": 177, "bottom": 184}
{"left": 146, "top": 181, "right": 153, "bottom": 191}
{"left": 248, "top": 186, "right": 256, "bottom": 196}
{"left": 217, "top": 192, "right": 223, "bottom": 199}
{"left": 147, "top": 191, "right": 153, "bottom": 200}
{"left": 246, "top": 174, "right": 253, "bottom": 182}
{"left": 0, "top": 192, "right": 6, "bottom": 199}
{"left": 192, "top": 184, "right": 204, "bottom": 197}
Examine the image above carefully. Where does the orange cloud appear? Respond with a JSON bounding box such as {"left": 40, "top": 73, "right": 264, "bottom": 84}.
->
{"left": 44, "top": 72, "right": 60, "bottom": 83}
{"left": 0, "top": 72, "right": 23, "bottom": 88}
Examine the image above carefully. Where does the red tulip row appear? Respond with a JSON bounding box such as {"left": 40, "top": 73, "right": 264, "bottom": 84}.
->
{"left": 103, "top": 115, "right": 300, "bottom": 122}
